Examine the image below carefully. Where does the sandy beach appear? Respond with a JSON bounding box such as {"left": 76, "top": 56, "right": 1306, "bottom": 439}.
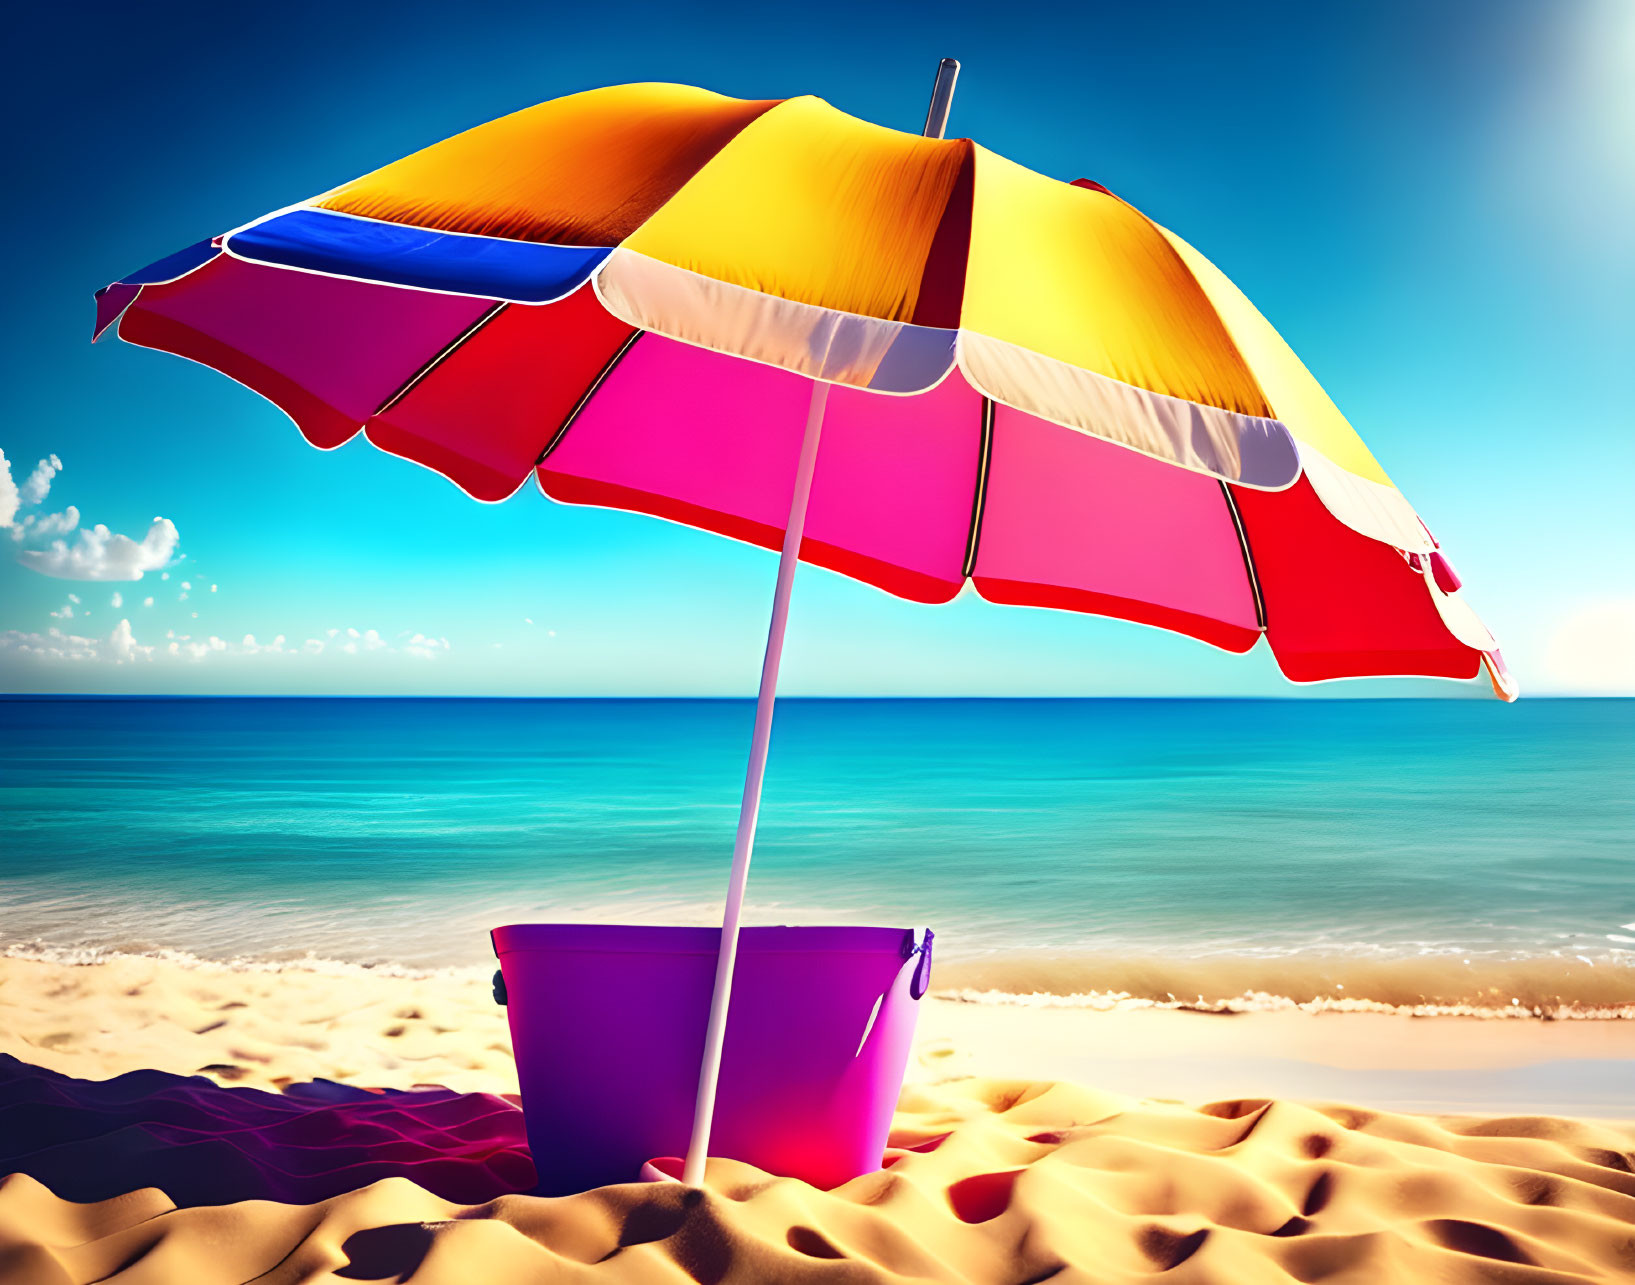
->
{"left": 6, "top": 0, "right": 1633, "bottom": 1274}
{"left": 3, "top": 953, "right": 1633, "bottom": 1283}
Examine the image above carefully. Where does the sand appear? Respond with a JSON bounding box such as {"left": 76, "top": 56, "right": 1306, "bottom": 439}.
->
{"left": 2, "top": 953, "right": 1634, "bottom": 1283}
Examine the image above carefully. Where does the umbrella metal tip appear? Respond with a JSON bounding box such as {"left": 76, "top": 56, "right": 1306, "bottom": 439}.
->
{"left": 923, "top": 59, "right": 961, "bottom": 139}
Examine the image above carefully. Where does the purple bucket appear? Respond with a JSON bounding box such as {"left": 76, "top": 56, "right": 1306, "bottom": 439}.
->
{"left": 491, "top": 924, "right": 933, "bottom": 1194}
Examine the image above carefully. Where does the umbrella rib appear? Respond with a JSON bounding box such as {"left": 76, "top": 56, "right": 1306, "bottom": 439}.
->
{"left": 961, "top": 397, "right": 995, "bottom": 579}
{"left": 535, "top": 330, "right": 644, "bottom": 465}
{"left": 1219, "top": 481, "right": 1267, "bottom": 629}
{"left": 373, "top": 302, "right": 509, "bottom": 417}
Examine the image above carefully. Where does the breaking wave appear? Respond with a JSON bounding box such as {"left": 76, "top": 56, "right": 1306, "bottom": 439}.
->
{"left": 932, "top": 952, "right": 1635, "bottom": 1019}
{"left": 7, "top": 940, "right": 1633, "bottom": 1020}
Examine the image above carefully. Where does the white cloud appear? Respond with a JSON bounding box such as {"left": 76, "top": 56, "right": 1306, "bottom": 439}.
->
{"left": 238, "top": 633, "right": 290, "bottom": 655}
{"left": 1, "top": 449, "right": 69, "bottom": 538}
{"left": 181, "top": 581, "right": 191, "bottom": 591}
{"left": 9, "top": 505, "right": 80, "bottom": 544}
{"left": 17, "top": 455, "right": 62, "bottom": 507}
{"left": 402, "top": 633, "right": 451, "bottom": 660}
{"left": 336, "top": 629, "right": 388, "bottom": 655}
{"left": 110, "top": 592, "right": 123, "bottom": 608}
{"left": 0, "top": 619, "right": 152, "bottom": 664}
{"left": 49, "top": 604, "right": 73, "bottom": 620}
{"left": 164, "top": 634, "right": 230, "bottom": 661}
{"left": 105, "top": 619, "right": 148, "bottom": 664}
{"left": 18, "top": 517, "right": 179, "bottom": 581}
{"left": 142, "top": 597, "right": 153, "bottom": 607}
{"left": 0, "top": 450, "right": 16, "bottom": 528}
{"left": 2, "top": 620, "right": 453, "bottom": 666}
{"left": 67, "top": 593, "right": 80, "bottom": 604}
{"left": 1546, "top": 599, "right": 1635, "bottom": 693}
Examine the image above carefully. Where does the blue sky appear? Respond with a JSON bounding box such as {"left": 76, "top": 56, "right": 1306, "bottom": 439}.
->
{"left": 1, "top": 0, "right": 1630, "bottom": 696}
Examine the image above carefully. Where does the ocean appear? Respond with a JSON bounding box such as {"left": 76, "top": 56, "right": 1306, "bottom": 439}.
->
{"left": 2, "top": 696, "right": 1631, "bottom": 1016}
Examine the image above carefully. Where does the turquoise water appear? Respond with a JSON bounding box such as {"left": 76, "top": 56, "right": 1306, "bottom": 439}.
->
{"left": 1, "top": 697, "right": 1631, "bottom": 1008}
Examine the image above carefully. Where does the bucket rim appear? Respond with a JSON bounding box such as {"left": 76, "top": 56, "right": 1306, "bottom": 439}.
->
{"left": 491, "top": 923, "right": 924, "bottom": 957}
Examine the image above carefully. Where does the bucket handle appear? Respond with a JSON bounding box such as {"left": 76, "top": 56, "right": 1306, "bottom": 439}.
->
{"left": 902, "top": 928, "right": 935, "bottom": 1000}
{"left": 489, "top": 930, "right": 509, "bottom": 1006}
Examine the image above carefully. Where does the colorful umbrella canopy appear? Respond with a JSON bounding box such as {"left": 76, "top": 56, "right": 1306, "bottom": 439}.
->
{"left": 93, "top": 69, "right": 1515, "bottom": 1188}
{"left": 94, "top": 79, "right": 1511, "bottom": 697}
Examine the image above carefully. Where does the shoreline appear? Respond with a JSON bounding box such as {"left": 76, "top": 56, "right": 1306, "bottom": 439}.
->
{"left": 4, "top": 952, "right": 1633, "bottom": 1111}
{"left": 6, "top": 940, "right": 1633, "bottom": 1021}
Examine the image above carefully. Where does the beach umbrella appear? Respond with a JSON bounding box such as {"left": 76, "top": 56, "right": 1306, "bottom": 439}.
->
{"left": 92, "top": 61, "right": 1515, "bottom": 1186}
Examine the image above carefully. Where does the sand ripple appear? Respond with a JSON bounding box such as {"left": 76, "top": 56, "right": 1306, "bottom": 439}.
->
{"left": 3, "top": 1069, "right": 1634, "bottom": 1283}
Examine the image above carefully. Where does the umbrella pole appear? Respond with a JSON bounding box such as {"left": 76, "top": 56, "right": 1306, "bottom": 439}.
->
{"left": 682, "top": 55, "right": 961, "bottom": 1189}
{"left": 683, "top": 378, "right": 830, "bottom": 1188}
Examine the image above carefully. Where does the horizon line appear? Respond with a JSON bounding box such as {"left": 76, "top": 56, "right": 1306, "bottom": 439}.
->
{"left": 2, "top": 692, "right": 1625, "bottom": 703}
